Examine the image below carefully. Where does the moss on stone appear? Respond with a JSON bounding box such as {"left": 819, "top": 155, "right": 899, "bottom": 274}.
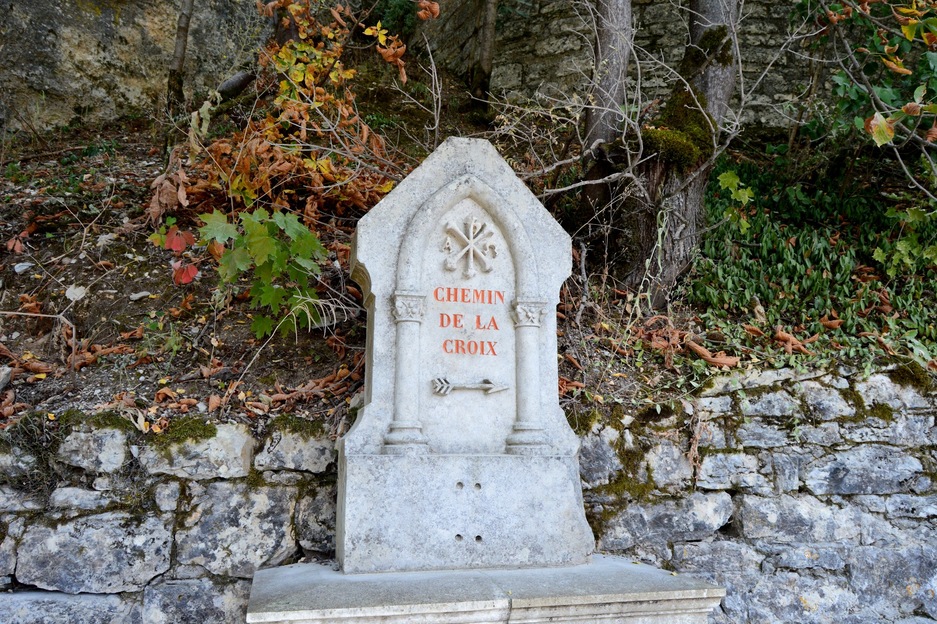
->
{"left": 888, "top": 361, "right": 934, "bottom": 392}
{"left": 58, "top": 409, "right": 139, "bottom": 435}
{"left": 867, "top": 402, "right": 895, "bottom": 422}
{"left": 246, "top": 468, "right": 267, "bottom": 489}
{"left": 269, "top": 413, "right": 327, "bottom": 440}
{"left": 150, "top": 415, "right": 217, "bottom": 456}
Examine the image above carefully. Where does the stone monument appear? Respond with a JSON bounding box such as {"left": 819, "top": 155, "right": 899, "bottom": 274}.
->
{"left": 246, "top": 138, "right": 724, "bottom": 623}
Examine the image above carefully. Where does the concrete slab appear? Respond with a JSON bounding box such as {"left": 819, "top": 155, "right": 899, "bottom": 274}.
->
{"left": 246, "top": 555, "right": 725, "bottom": 623}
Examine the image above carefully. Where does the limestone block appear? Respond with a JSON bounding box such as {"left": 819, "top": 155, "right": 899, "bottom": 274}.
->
{"left": 57, "top": 427, "right": 128, "bottom": 473}
{"left": 600, "top": 492, "right": 732, "bottom": 551}
{"left": 848, "top": 545, "right": 937, "bottom": 616}
{"left": 804, "top": 445, "right": 923, "bottom": 495}
{"left": 797, "top": 381, "right": 855, "bottom": 420}
{"left": 740, "top": 495, "right": 860, "bottom": 543}
{"left": 842, "top": 415, "right": 934, "bottom": 447}
{"left": 797, "top": 422, "right": 842, "bottom": 446}
{"left": 885, "top": 494, "right": 937, "bottom": 518}
{"left": 775, "top": 545, "right": 846, "bottom": 571}
{"left": 736, "top": 421, "right": 789, "bottom": 448}
{"left": 0, "top": 516, "right": 24, "bottom": 578}
{"left": 745, "top": 571, "right": 859, "bottom": 624}
{"left": 740, "top": 391, "right": 800, "bottom": 418}
{"left": 0, "top": 592, "right": 140, "bottom": 624}
{"left": 246, "top": 556, "right": 724, "bottom": 624}
{"left": 578, "top": 426, "right": 622, "bottom": 489}
{"left": 16, "top": 511, "right": 171, "bottom": 593}
{"left": 296, "top": 485, "right": 335, "bottom": 554}
{"left": 645, "top": 440, "right": 692, "bottom": 488}
{"left": 340, "top": 455, "right": 594, "bottom": 573}
{"left": 48, "top": 486, "right": 114, "bottom": 510}
{"left": 143, "top": 578, "right": 251, "bottom": 624}
{"left": 769, "top": 452, "right": 801, "bottom": 493}
{"left": 697, "top": 452, "right": 769, "bottom": 493}
{"left": 175, "top": 481, "right": 297, "bottom": 578}
{"left": 139, "top": 423, "right": 253, "bottom": 480}
{"left": 856, "top": 374, "right": 930, "bottom": 410}
{"left": 695, "top": 395, "right": 732, "bottom": 417}
{"left": 254, "top": 430, "right": 335, "bottom": 473}
{"left": 0, "top": 485, "right": 41, "bottom": 512}
{"left": 0, "top": 445, "right": 36, "bottom": 477}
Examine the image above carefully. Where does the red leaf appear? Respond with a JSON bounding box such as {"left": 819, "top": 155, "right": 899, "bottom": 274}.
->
{"left": 165, "top": 226, "right": 195, "bottom": 254}
{"left": 172, "top": 263, "right": 198, "bottom": 285}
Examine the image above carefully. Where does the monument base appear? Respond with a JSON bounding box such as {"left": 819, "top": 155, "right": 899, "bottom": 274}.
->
{"left": 246, "top": 555, "right": 725, "bottom": 624}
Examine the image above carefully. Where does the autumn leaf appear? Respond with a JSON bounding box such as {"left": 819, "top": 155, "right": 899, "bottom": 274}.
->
{"left": 685, "top": 340, "right": 740, "bottom": 368}
{"left": 171, "top": 261, "right": 199, "bottom": 285}
{"left": 866, "top": 112, "right": 895, "bottom": 146}
{"left": 164, "top": 226, "right": 196, "bottom": 253}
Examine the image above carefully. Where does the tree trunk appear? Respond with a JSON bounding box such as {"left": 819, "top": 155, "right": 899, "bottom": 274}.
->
{"left": 468, "top": 0, "right": 499, "bottom": 102}
{"left": 573, "top": 0, "right": 633, "bottom": 238}
{"left": 584, "top": 0, "right": 633, "bottom": 150}
{"left": 622, "top": 0, "right": 738, "bottom": 307}
{"left": 167, "top": 0, "right": 196, "bottom": 121}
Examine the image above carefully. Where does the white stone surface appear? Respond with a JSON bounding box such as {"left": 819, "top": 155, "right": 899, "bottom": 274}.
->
{"left": 254, "top": 430, "right": 335, "bottom": 473}
{"left": 340, "top": 137, "right": 593, "bottom": 573}
{"left": 246, "top": 555, "right": 724, "bottom": 624}
{"left": 139, "top": 423, "right": 253, "bottom": 480}
{"left": 340, "top": 455, "right": 593, "bottom": 573}
{"left": 58, "top": 426, "right": 128, "bottom": 473}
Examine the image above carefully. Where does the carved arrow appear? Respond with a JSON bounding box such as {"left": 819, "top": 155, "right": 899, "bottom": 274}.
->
{"left": 432, "top": 378, "right": 509, "bottom": 396}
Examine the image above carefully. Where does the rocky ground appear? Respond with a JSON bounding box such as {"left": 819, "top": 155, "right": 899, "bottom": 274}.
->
{"left": 0, "top": 122, "right": 362, "bottom": 441}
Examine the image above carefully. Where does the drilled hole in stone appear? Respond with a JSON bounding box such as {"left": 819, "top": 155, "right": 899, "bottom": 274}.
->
{"left": 456, "top": 482, "right": 464, "bottom": 489}
{"left": 455, "top": 534, "right": 463, "bottom": 541}
{"left": 475, "top": 535, "right": 483, "bottom": 542}
{"left": 474, "top": 483, "right": 481, "bottom": 490}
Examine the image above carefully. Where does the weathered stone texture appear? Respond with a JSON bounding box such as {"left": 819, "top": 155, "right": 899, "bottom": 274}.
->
{"left": 804, "top": 445, "right": 923, "bottom": 495}
{"left": 0, "top": 0, "right": 269, "bottom": 129}
{"left": 600, "top": 492, "right": 733, "bottom": 551}
{"left": 142, "top": 578, "right": 250, "bottom": 624}
{"left": 57, "top": 427, "right": 128, "bottom": 473}
{"left": 139, "top": 423, "right": 254, "bottom": 480}
{"left": 16, "top": 511, "right": 172, "bottom": 593}
{"left": 175, "top": 482, "right": 297, "bottom": 578}
{"left": 296, "top": 484, "right": 336, "bottom": 555}
{"left": 254, "top": 430, "right": 335, "bottom": 473}
{"left": 0, "top": 592, "right": 141, "bottom": 624}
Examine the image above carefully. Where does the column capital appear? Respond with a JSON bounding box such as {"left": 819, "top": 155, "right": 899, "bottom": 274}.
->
{"left": 392, "top": 292, "right": 425, "bottom": 322}
{"left": 512, "top": 301, "right": 547, "bottom": 328}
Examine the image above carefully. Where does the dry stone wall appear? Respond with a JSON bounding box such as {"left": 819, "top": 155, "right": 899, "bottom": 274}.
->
{"left": 582, "top": 365, "right": 937, "bottom": 624}
{"left": 1, "top": 365, "right": 935, "bottom": 623}
{"left": 424, "top": 0, "right": 809, "bottom": 127}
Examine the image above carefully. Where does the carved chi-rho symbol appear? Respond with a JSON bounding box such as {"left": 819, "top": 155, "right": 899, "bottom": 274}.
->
{"left": 443, "top": 217, "right": 497, "bottom": 278}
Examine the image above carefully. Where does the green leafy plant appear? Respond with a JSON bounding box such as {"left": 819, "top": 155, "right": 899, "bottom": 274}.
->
{"left": 199, "top": 209, "right": 328, "bottom": 338}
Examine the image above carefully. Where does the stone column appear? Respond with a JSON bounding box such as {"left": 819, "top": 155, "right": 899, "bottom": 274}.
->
{"left": 506, "top": 301, "right": 549, "bottom": 454}
{"left": 384, "top": 292, "right": 429, "bottom": 453}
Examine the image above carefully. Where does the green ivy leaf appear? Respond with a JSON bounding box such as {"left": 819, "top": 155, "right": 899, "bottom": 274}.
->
{"left": 199, "top": 211, "right": 239, "bottom": 243}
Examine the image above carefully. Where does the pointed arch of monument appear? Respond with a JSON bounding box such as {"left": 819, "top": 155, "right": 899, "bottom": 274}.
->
{"left": 395, "top": 174, "right": 540, "bottom": 299}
